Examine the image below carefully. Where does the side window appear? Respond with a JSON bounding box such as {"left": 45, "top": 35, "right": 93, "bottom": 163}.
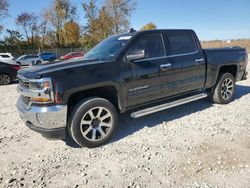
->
{"left": 167, "top": 33, "right": 197, "bottom": 55}
{"left": 129, "top": 34, "right": 165, "bottom": 59}
{"left": 0, "top": 55, "right": 10, "bottom": 58}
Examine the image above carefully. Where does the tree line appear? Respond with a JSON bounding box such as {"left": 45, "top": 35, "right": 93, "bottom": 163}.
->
{"left": 0, "top": 0, "right": 156, "bottom": 52}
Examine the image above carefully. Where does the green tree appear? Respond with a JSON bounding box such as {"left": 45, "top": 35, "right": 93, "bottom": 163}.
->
{"left": 43, "top": 0, "right": 76, "bottom": 47}
{"left": 82, "top": 0, "right": 114, "bottom": 49}
{"left": 104, "top": 0, "right": 136, "bottom": 33}
{"left": 16, "top": 12, "right": 38, "bottom": 46}
{"left": 3, "top": 29, "right": 23, "bottom": 46}
{"left": 0, "top": 0, "right": 9, "bottom": 33}
{"left": 141, "top": 22, "right": 157, "bottom": 30}
{"left": 63, "top": 21, "right": 81, "bottom": 46}
{"left": 81, "top": 0, "right": 136, "bottom": 49}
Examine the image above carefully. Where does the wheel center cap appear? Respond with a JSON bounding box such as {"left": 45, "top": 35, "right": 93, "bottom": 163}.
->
{"left": 91, "top": 118, "right": 101, "bottom": 128}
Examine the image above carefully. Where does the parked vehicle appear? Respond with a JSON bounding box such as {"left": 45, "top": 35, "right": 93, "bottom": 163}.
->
{"left": 0, "top": 61, "right": 21, "bottom": 85}
{"left": 0, "top": 53, "right": 16, "bottom": 65}
{"left": 16, "top": 54, "right": 43, "bottom": 66}
{"left": 16, "top": 29, "right": 248, "bottom": 148}
{"left": 38, "top": 52, "right": 57, "bottom": 62}
{"left": 60, "top": 52, "right": 84, "bottom": 60}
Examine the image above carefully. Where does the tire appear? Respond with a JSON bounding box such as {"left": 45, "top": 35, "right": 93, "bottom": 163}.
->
{"left": 36, "top": 60, "right": 42, "bottom": 65}
{"left": 0, "top": 74, "right": 11, "bottom": 85}
{"left": 68, "top": 97, "right": 118, "bottom": 148}
{"left": 212, "top": 73, "right": 235, "bottom": 104}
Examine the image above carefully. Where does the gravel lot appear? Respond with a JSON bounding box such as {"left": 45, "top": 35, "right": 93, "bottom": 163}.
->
{"left": 0, "top": 64, "right": 250, "bottom": 188}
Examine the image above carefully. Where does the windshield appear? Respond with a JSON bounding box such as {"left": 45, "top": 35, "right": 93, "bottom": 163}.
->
{"left": 83, "top": 35, "right": 132, "bottom": 60}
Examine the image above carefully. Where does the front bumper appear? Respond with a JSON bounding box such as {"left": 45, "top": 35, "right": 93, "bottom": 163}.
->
{"left": 16, "top": 97, "right": 67, "bottom": 139}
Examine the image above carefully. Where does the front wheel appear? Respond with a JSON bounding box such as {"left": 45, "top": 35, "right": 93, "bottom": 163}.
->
{"left": 0, "top": 74, "right": 11, "bottom": 85}
{"left": 68, "top": 98, "right": 118, "bottom": 148}
{"left": 36, "top": 60, "right": 42, "bottom": 65}
{"left": 212, "top": 73, "right": 235, "bottom": 104}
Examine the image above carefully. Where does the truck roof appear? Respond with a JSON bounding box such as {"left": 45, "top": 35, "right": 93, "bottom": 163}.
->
{"left": 113, "top": 29, "right": 195, "bottom": 38}
{"left": 133, "top": 29, "right": 195, "bottom": 34}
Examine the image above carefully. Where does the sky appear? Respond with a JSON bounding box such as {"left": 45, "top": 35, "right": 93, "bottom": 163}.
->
{"left": 1, "top": 0, "right": 250, "bottom": 40}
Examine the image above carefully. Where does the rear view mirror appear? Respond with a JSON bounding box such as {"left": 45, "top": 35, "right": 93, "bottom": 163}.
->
{"left": 126, "top": 49, "right": 145, "bottom": 61}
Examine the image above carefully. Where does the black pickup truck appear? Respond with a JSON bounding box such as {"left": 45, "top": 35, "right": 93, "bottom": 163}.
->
{"left": 16, "top": 29, "right": 248, "bottom": 147}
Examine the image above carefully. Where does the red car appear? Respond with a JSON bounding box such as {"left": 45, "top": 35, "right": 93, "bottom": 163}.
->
{"left": 60, "top": 52, "right": 84, "bottom": 60}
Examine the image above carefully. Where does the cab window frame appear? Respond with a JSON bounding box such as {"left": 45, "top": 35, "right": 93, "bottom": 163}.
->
{"left": 126, "top": 32, "right": 166, "bottom": 61}
{"left": 164, "top": 31, "right": 198, "bottom": 56}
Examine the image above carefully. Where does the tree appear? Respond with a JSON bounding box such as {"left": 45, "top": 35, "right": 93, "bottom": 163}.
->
{"left": 63, "top": 21, "right": 80, "bottom": 46}
{"left": 43, "top": 0, "right": 76, "bottom": 47}
{"left": 141, "top": 22, "right": 157, "bottom": 30}
{"left": 104, "top": 0, "right": 136, "bottom": 33}
{"left": 82, "top": 0, "right": 98, "bottom": 24}
{"left": 16, "top": 12, "right": 38, "bottom": 46}
{"left": 38, "top": 20, "right": 48, "bottom": 49}
{"left": 81, "top": 0, "right": 136, "bottom": 49}
{"left": 3, "top": 29, "right": 23, "bottom": 46}
{"left": 81, "top": 0, "right": 113, "bottom": 49}
{"left": 0, "top": 0, "right": 9, "bottom": 32}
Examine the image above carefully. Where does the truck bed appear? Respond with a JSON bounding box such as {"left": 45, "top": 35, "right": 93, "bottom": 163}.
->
{"left": 203, "top": 47, "right": 247, "bottom": 88}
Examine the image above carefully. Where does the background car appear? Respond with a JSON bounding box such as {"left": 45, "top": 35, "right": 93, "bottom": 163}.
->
{"left": 0, "top": 61, "right": 21, "bottom": 85}
{"left": 16, "top": 54, "right": 43, "bottom": 66}
{"left": 60, "top": 51, "right": 84, "bottom": 60}
{"left": 0, "top": 53, "right": 16, "bottom": 65}
{"left": 38, "top": 52, "right": 57, "bottom": 62}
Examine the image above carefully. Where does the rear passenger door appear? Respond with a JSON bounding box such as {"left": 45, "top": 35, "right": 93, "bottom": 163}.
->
{"left": 164, "top": 31, "right": 206, "bottom": 95}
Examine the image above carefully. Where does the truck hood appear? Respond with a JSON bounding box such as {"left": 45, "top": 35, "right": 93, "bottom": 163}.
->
{"left": 17, "top": 58, "right": 109, "bottom": 79}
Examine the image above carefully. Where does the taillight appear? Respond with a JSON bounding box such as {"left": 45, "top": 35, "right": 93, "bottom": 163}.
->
{"left": 12, "top": 65, "right": 21, "bottom": 71}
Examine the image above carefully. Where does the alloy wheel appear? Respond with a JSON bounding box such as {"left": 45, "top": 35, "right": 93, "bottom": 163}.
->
{"left": 80, "top": 107, "right": 113, "bottom": 141}
{"left": 0, "top": 74, "right": 11, "bottom": 85}
{"left": 221, "top": 77, "right": 234, "bottom": 100}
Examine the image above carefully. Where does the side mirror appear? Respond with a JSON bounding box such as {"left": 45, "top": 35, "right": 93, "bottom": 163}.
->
{"left": 126, "top": 49, "right": 145, "bottom": 61}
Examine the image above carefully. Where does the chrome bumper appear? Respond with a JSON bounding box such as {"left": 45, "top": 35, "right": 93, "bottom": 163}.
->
{"left": 16, "top": 97, "right": 67, "bottom": 130}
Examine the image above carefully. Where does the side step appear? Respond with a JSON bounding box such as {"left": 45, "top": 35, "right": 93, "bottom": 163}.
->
{"left": 131, "top": 93, "right": 208, "bottom": 118}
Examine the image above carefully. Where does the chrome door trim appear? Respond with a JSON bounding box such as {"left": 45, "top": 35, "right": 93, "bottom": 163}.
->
{"left": 134, "top": 51, "right": 199, "bottom": 63}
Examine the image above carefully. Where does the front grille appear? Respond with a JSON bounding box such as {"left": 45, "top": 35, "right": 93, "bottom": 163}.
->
{"left": 21, "top": 95, "right": 31, "bottom": 106}
{"left": 19, "top": 79, "right": 29, "bottom": 89}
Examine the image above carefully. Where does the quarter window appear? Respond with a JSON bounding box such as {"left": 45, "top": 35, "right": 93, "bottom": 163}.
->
{"left": 167, "top": 33, "right": 197, "bottom": 55}
{"left": 128, "top": 34, "right": 165, "bottom": 59}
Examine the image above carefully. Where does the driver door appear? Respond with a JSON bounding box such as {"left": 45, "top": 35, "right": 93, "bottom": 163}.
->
{"left": 123, "top": 32, "right": 171, "bottom": 107}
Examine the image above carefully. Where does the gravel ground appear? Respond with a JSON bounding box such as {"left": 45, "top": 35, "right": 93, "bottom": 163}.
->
{"left": 0, "top": 65, "right": 250, "bottom": 188}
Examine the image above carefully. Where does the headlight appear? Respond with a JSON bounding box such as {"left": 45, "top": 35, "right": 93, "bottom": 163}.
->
{"left": 29, "top": 82, "right": 44, "bottom": 90}
{"left": 29, "top": 78, "right": 54, "bottom": 104}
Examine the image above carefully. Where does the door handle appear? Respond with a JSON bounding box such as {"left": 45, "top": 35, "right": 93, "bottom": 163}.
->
{"left": 160, "top": 63, "right": 172, "bottom": 71}
{"left": 195, "top": 58, "right": 204, "bottom": 62}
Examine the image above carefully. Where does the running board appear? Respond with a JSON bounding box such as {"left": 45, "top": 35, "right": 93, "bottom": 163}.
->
{"left": 131, "top": 93, "right": 208, "bottom": 118}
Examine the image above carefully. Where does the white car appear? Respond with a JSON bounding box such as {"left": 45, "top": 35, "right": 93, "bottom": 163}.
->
{"left": 0, "top": 53, "right": 16, "bottom": 64}
{"left": 16, "top": 54, "right": 43, "bottom": 66}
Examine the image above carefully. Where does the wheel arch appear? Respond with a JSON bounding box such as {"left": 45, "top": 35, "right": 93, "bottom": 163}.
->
{"left": 66, "top": 85, "right": 122, "bottom": 115}
{"left": 217, "top": 64, "right": 238, "bottom": 79}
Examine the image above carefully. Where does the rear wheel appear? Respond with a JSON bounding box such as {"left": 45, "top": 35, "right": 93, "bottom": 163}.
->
{"left": 212, "top": 73, "right": 235, "bottom": 104}
{"left": 68, "top": 97, "right": 118, "bottom": 148}
{"left": 0, "top": 74, "right": 11, "bottom": 85}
